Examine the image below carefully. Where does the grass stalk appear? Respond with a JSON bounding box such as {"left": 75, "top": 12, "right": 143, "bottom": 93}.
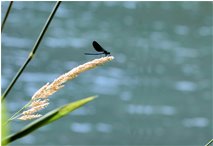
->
{"left": 5, "top": 101, "right": 32, "bottom": 124}
{"left": 1, "top": 1, "right": 13, "bottom": 32}
{"left": 205, "top": 139, "right": 213, "bottom": 146}
{"left": 1, "top": 1, "right": 61, "bottom": 101}
{"left": 6, "top": 56, "right": 114, "bottom": 122}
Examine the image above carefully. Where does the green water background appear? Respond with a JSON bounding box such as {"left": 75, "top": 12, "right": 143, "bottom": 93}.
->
{"left": 1, "top": 2, "right": 212, "bottom": 145}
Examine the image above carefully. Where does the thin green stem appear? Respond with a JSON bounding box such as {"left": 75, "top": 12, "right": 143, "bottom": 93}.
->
{"left": 7, "top": 101, "right": 32, "bottom": 123}
{"left": 3, "top": 101, "right": 31, "bottom": 126}
{"left": 205, "top": 139, "right": 213, "bottom": 146}
{"left": 1, "top": 1, "right": 13, "bottom": 32}
{"left": 1, "top": 1, "right": 62, "bottom": 101}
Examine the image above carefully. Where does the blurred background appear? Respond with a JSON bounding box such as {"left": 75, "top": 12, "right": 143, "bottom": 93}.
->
{"left": 1, "top": 1, "right": 212, "bottom": 145}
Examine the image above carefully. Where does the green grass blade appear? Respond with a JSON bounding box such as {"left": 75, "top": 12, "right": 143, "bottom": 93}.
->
{"left": 1, "top": 101, "right": 9, "bottom": 146}
{"left": 2, "top": 96, "right": 97, "bottom": 144}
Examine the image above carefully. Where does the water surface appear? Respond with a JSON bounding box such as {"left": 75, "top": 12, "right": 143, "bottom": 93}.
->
{"left": 1, "top": 2, "right": 212, "bottom": 145}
